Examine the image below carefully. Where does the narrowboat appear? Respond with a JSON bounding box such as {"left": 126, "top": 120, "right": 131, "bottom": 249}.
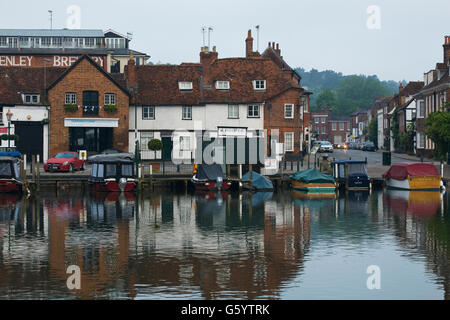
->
{"left": 290, "top": 168, "right": 336, "bottom": 193}
{"left": 242, "top": 171, "right": 274, "bottom": 191}
{"left": 331, "top": 160, "right": 370, "bottom": 190}
{"left": 191, "top": 163, "right": 231, "bottom": 191}
{"left": 88, "top": 156, "right": 137, "bottom": 192}
{"left": 0, "top": 157, "right": 22, "bottom": 193}
{"left": 382, "top": 162, "right": 441, "bottom": 191}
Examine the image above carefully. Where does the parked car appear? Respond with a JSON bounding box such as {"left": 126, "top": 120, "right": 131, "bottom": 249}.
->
{"left": 336, "top": 142, "right": 346, "bottom": 149}
{"left": 0, "top": 147, "right": 21, "bottom": 158}
{"left": 318, "top": 141, "right": 334, "bottom": 153}
{"left": 88, "top": 149, "right": 134, "bottom": 162}
{"left": 362, "top": 141, "right": 376, "bottom": 151}
{"left": 44, "top": 151, "right": 86, "bottom": 172}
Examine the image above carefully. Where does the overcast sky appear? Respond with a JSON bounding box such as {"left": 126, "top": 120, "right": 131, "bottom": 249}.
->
{"left": 1, "top": 0, "right": 449, "bottom": 82}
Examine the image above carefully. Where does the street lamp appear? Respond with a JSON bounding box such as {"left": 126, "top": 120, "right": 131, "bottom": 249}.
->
{"left": 6, "top": 109, "right": 13, "bottom": 148}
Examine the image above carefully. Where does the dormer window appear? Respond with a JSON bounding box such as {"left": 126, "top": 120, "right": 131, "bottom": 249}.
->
{"left": 23, "top": 94, "right": 40, "bottom": 104}
{"left": 216, "top": 81, "right": 230, "bottom": 90}
{"left": 253, "top": 80, "right": 266, "bottom": 91}
{"left": 179, "top": 82, "right": 193, "bottom": 91}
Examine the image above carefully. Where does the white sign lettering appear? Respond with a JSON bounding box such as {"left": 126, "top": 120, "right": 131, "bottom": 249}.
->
{"left": 0, "top": 55, "right": 33, "bottom": 67}
{"left": 0, "top": 55, "right": 104, "bottom": 68}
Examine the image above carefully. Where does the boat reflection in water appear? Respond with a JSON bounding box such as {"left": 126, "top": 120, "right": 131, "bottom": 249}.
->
{"left": 384, "top": 190, "right": 442, "bottom": 218}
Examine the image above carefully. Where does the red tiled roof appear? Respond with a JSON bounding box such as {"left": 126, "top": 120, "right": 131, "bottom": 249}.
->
{"left": 400, "top": 81, "right": 424, "bottom": 96}
{"left": 0, "top": 67, "right": 65, "bottom": 105}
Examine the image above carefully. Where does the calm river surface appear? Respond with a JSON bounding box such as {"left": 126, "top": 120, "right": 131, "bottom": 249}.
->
{"left": 0, "top": 189, "right": 449, "bottom": 300}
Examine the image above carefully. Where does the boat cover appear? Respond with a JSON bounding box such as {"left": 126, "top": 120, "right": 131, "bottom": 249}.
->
{"left": 290, "top": 168, "right": 335, "bottom": 184}
{"left": 242, "top": 171, "right": 274, "bottom": 190}
{"left": 382, "top": 162, "right": 439, "bottom": 180}
{"left": 195, "top": 164, "right": 225, "bottom": 180}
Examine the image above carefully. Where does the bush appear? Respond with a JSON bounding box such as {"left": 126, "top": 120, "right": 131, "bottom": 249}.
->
{"left": 148, "top": 139, "right": 163, "bottom": 151}
{"left": 64, "top": 104, "right": 78, "bottom": 112}
{"left": 104, "top": 104, "right": 118, "bottom": 113}
{"left": 0, "top": 134, "right": 19, "bottom": 141}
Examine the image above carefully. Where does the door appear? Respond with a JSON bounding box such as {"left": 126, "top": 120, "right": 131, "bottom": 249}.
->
{"left": 13, "top": 121, "right": 43, "bottom": 160}
{"left": 161, "top": 137, "right": 173, "bottom": 161}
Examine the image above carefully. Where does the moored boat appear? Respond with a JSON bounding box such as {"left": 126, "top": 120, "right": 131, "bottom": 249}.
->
{"left": 191, "top": 163, "right": 231, "bottom": 191}
{"left": 382, "top": 162, "right": 441, "bottom": 191}
{"left": 0, "top": 157, "right": 22, "bottom": 193}
{"left": 88, "top": 156, "right": 137, "bottom": 192}
{"left": 242, "top": 171, "right": 274, "bottom": 191}
{"left": 290, "top": 168, "right": 336, "bottom": 193}
{"left": 331, "top": 160, "right": 370, "bottom": 190}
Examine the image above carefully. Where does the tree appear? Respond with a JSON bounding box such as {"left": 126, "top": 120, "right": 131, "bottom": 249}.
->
{"left": 148, "top": 139, "right": 163, "bottom": 151}
{"left": 368, "top": 118, "right": 378, "bottom": 146}
{"left": 314, "top": 88, "right": 337, "bottom": 111}
{"left": 425, "top": 111, "right": 450, "bottom": 159}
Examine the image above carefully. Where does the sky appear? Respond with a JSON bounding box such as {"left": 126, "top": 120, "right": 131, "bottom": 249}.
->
{"left": 0, "top": 0, "right": 449, "bottom": 82}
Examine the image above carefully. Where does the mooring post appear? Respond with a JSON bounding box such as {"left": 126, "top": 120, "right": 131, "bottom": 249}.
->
{"left": 249, "top": 164, "right": 253, "bottom": 191}
{"left": 36, "top": 154, "right": 40, "bottom": 193}
{"left": 238, "top": 164, "right": 242, "bottom": 192}
{"left": 32, "top": 155, "right": 36, "bottom": 189}
{"left": 149, "top": 164, "right": 153, "bottom": 191}
{"left": 345, "top": 163, "right": 349, "bottom": 190}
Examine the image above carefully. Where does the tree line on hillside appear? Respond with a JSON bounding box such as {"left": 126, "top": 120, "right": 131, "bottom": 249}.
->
{"left": 295, "top": 68, "right": 405, "bottom": 115}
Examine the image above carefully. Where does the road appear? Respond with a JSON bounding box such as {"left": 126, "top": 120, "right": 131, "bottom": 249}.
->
{"left": 327, "top": 148, "right": 414, "bottom": 165}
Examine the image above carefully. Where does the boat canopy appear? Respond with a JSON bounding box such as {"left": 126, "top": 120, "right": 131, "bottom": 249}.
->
{"left": 331, "top": 160, "right": 368, "bottom": 177}
{"left": 242, "top": 171, "right": 274, "bottom": 190}
{"left": 0, "top": 157, "right": 19, "bottom": 179}
{"left": 290, "top": 168, "right": 335, "bottom": 184}
{"left": 382, "top": 162, "right": 439, "bottom": 180}
{"left": 195, "top": 164, "right": 225, "bottom": 180}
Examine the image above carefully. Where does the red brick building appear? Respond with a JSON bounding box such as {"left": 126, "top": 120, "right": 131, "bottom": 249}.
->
{"left": 47, "top": 55, "right": 130, "bottom": 157}
{"left": 311, "top": 110, "right": 329, "bottom": 141}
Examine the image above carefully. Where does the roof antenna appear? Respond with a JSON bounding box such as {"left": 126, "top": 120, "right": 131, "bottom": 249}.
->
{"left": 255, "top": 25, "right": 260, "bottom": 52}
{"left": 208, "top": 27, "right": 213, "bottom": 48}
{"left": 48, "top": 10, "right": 53, "bottom": 30}
{"left": 201, "top": 27, "right": 206, "bottom": 47}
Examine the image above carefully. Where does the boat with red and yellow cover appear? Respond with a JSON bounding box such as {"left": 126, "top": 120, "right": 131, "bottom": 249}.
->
{"left": 383, "top": 162, "right": 441, "bottom": 191}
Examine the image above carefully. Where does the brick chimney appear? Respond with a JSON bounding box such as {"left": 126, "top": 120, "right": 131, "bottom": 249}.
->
{"left": 444, "top": 36, "right": 450, "bottom": 65}
{"left": 200, "top": 46, "right": 218, "bottom": 67}
{"left": 245, "top": 30, "right": 253, "bottom": 57}
{"left": 126, "top": 52, "right": 136, "bottom": 90}
{"left": 275, "top": 43, "right": 281, "bottom": 56}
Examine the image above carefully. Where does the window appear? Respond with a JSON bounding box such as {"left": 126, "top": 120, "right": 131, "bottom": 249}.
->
{"left": 180, "top": 136, "right": 190, "bottom": 151}
{"left": 247, "top": 105, "right": 260, "bottom": 118}
{"left": 104, "top": 93, "right": 116, "bottom": 105}
{"left": 143, "top": 106, "right": 155, "bottom": 120}
{"left": 41, "top": 37, "right": 51, "bottom": 47}
{"left": 253, "top": 80, "right": 266, "bottom": 91}
{"left": 0, "top": 37, "right": 6, "bottom": 47}
{"left": 321, "top": 126, "right": 326, "bottom": 134}
{"left": 332, "top": 122, "right": 337, "bottom": 131}
{"left": 140, "top": 132, "right": 154, "bottom": 150}
{"left": 216, "top": 81, "right": 230, "bottom": 90}
{"left": 97, "top": 164, "right": 104, "bottom": 178}
{"left": 228, "top": 105, "right": 239, "bottom": 119}
{"left": 92, "top": 163, "right": 98, "bottom": 177}
{"left": 85, "top": 38, "right": 95, "bottom": 47}
{"left": 24, "top": 94, "right": 40, "bottom": 104}
{"left": 65, "top": 93, "right": 77, "bottom": 104}
{"left": 52, "top": 37, "right": 62, "bottom": 47}
{"left": 179, "top": 82, "right": 193, "bottom": 91}
{"left": 314, "top": 117, "right": 319, "bottom": 123}
{"left": 321, "top": 117, "right": 326, "bottom": 123}
{"left": 284, "top": 104, "right": 294, "bottom": 119}
{"left": 339, "top": 122, "right": 344, "bottom": 131}
{"left": 105, "top": 164, "right": 117, "bottom": 177}
{"left": 417, "top": 132, "right": 425, "bottom": 149}
{"left": 7, "top": 37, "right": 18, "bottom": 48}
{"left": 122, "top": 164, "right": 133, "bottom": 177}
{"left": 82, "top": 91, "right": 99, "bottom": 115}
{"left": 417, "top": 100, "right": 425, "bottom": 118}
{"left": 182, "top": 106, "right": 192, "bottom": 120}
{"left": 284, "top": 132, "right": 294, "bottom": 152}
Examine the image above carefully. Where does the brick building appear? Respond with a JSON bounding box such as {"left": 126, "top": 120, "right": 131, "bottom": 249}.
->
{"left": 311, "top": 110, "right": 329, "bottom": 141}
{"left": 328, "top": 115, "right": 351, "bottom": 145}
{"left": 47, "top": 55, "right": 130, "bottom": 157}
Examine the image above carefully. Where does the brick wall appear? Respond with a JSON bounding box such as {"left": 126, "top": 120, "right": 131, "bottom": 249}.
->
{"left": 47, "top": 58, "right": 129, "bottom": 156}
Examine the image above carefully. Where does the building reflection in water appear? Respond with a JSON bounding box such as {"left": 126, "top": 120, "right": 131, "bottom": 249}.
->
{"left": 0, "top": 189, "right": 448, "bottom": 299}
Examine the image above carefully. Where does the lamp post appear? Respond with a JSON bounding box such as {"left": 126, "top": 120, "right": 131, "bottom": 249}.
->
{"left": 6, "top": 109, "right": 13, "bottom": 148}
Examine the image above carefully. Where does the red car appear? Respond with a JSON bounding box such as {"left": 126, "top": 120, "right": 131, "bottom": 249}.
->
{"left": 44, "top": 151, "right": 86, "bottom": 172}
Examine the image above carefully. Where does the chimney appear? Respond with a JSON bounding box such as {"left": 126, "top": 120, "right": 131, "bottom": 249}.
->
{"left": 444, "top": 36, "right": 450, "bottom": 64}
{"left": 127, "top": 52, "right": 136, "bottom": 90}
{"left": 275, "top": 43, "right": 281, "bottom": 55}
{"left": 200, "top": 46, "right": 218, "bottom": 67}
{"left": 245, "top": 29, "right": 253, "bottom": 58}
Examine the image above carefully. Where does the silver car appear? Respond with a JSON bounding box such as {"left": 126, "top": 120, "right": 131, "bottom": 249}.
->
{"left": 319, "top": 141, "right": 334, "bottom": 153}
{"left": 88, "top": 149, "right": 135, "bottom": 162}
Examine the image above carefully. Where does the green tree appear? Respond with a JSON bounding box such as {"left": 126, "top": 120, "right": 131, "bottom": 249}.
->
{"left": 314, "top": 88, "right": 337, "bottom": 111}
{"left": 368, "top": 118, "right": 378, "bottom": 146}
{"left": 425, "top": 111, "right": 450, "bottom": 159}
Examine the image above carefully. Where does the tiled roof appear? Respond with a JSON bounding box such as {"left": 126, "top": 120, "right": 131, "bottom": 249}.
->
{"left": 0, "top": 66, "right": 65, "bottom": 104}
{"left": 420, "top": 72, "right": 450, "bottom": 93}
{"left": 400, "top": 81, "right": 424, "bottom": 96}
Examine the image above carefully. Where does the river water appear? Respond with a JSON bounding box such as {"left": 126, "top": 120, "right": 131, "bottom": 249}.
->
{"left": 0, "top": 189, "right": 448, "bottom": 300}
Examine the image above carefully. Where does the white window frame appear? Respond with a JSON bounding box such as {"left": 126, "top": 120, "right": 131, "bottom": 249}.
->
{"left": 178, "top": 82, "right": 193, "bottom": 91}
{"left": 228, "top": 105, "right": 239, "bottom": 119}
{"left": 142, "top": 106, "right": 155, "bottom": 120}
{"left": 247, "top": 105, "right": 260, "bottom": 118}
{"left": 417, "top": 100, "right": 425, "bottom": 118}
{"left": 216, "top": 81, "right": 230, "bottom": 90}
{"left": 417, "top": 132, "right": 425, "bottom": 149}
{"left": 65, "top": 93, "right": 77, "bottom": 104}
{"left": 104, "top": 93, "right": 116, "bottom": 105}
{"left": 314, "top": 117, "right": 319, "bottom": 124}
{"left": 252, "top": 80, "right": 266, "bottom": 91}
{"left": 284, "top": 104, "right": 294, "bottom": 119}
{"left": 24, "top": 94, "right": 40, "bottom": 104}
{"left": 140, "top": 132, "right": 154, "bottom": 150}
{"left": 182, "top": 106, "right": 192, "bottom": 120}
{"left": 180, "top": 136, "right": 191, "bottom": 151}
{"left": 321, "top": 126, "right": 326, "bottom": 134}
{"left": 339, "top": 122, "right": 344, "bottom": 131}
{"left": 284, "top": 132, "right": 294, "bottom": 152}
{"left": 332, "top": 122, "right": 337, "bottom": 131}
{"left": 321, "top": 117, "right": 326, "bottom": 124}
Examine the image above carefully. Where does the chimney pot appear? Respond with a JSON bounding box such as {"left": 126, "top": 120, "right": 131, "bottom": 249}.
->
{"left": 245, "top": 29, "right": 254, "bottom": 57}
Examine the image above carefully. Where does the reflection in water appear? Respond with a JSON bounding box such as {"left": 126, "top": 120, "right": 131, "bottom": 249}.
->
{"left": 0, "top": 189, "right": 448, "bottom": 299}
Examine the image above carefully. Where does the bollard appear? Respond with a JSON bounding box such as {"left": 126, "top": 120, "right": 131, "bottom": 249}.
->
{"left": 36, "top": 154, "right": 40, "bottom": 193}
